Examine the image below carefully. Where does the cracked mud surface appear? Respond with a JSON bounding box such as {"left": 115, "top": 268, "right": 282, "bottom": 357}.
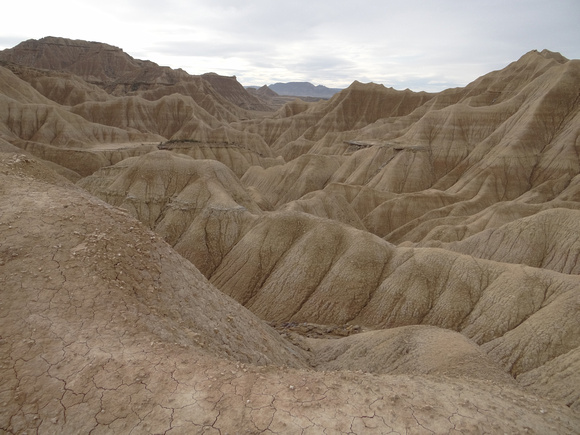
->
{"left": 2, "top": 156, "right": 579, "bottom": 434}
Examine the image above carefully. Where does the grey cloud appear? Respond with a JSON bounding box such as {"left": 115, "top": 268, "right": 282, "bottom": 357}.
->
{"left": 149, "top": 39, "right": 272, "bottom": 59}
{"left": 2, "top": 0, "right": 580, "bottom": 92}
{"left": 0, "top": 36, "right": 29, "bottom": 50}
{"left": 286, "top": 55, "right": 356, "bottom": 73}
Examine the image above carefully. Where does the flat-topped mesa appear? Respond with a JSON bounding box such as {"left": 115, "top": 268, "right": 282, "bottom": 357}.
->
{"left": 0, "top": 36, "right": 270, "bottom": 113}
{"left": 0, "top": 36, "right": 155, "bottom": 87}
{"left": 202, "top": 72, "right": 273, "bottom": 111}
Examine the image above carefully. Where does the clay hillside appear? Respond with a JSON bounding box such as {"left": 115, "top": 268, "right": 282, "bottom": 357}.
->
{"left": 1, "top": 36, "right": 579, "bottom": 434}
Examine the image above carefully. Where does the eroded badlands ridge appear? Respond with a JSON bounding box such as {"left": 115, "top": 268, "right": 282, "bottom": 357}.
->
{"left": 1, "top": 37, "right": 580, "bottom": 433}
{"left": 2, "top": 153, "right": 579, "bottom": 434}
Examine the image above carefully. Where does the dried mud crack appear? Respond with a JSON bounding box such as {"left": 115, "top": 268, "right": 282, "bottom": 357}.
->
{"left": 269, "top": 322, "right": 366, "bottom": 339}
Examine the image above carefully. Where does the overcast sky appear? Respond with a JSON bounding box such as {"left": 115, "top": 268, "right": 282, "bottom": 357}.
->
{"left": 2, "top": 0, "right": 579, "bottom": 92}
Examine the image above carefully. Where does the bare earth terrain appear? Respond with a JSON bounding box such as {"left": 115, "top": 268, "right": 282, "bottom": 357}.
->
{"left": 1, "top": 37, "right": 579, "bottom": 433}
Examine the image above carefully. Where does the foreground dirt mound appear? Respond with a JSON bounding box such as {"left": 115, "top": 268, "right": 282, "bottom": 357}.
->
{"left": 2, "top": 153, "right": 579, "bottom": 433}
{"left": 0, "top": 153, "right": 306, "bottom": 366}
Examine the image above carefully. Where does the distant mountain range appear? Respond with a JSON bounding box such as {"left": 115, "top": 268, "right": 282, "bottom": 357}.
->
{"left": 248, "top": 82, "right": 343, "bottom": 99}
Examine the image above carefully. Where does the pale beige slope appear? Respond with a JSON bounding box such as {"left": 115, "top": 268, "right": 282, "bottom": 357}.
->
{"left": 170, "top": 122, "right": 273, "bottom": 158}
{"left": 329, "top": 144, "right": 402, "bottom": 187}
{"left": 443, "top": 208, "right": 580, "bottom": 274}
{"left": 308, "top": 325, "right": 514, "bottom": 384}
{"left": 2, "top": 60, "right": 113, "bottom": 106}
{"left": 272, "top": 82, "right": 433, "bottom": 157}
{"left": 439, "top": 58, "right": 580, "bottom": 199}
{"left": 460, "top": 49, "right": 570, "bottom": 107}
{"left": 0, "top": 62, "right": 57, "bottom": 104}
{"left": 377, "top": 170, "right": 580, "bottom": 245}
{"left": 209, "top": 210, "right": 580, "bottom": 382}
{"left": 135, "top": 76, "right": 254, "bottom": 123}
{"left": 296, "top": 81, "right": 433, "bottom": 141}
{"left": 363, "top": 188, "right": 461, "bottom": 239}
{"left": 518, "top": 347, "right": 580, "bottom": 411}
{"left": 238, "top": 110, "right": 312, "bottom": 147}
{"left": 352, "top": 49, "right": 570, "bottom": 143}
{"left": 278, "top": 189, "right": 367, "bottom": 230}
{"left": 208, "top": 211, "right": 393, "bottom": 320}
{"left": 78, "top": 151, "right": 261, "bottom": 277}
{"left": 391, "top": 190, "right": 579, "bottom": 245}
{"left": 388, "top": 53, "right": 575, "bottom": 197}
{"left": 241, "top": 153, "right": 343, "bottom": 207}
{"left": 159, "top": 140, "right": 284, "bottom": 178}
{"left": 232, "top": 103, "right": 326, "bottom": 161}
{"left": 553, "top": 171, "right": 580, "bottom": 201}
{"left": 0, "top": 65, "right": 162, "bottom": 176}
{"left": 355, "top": 99, "right": 516, "bottom": 194}
{"left": 322, "top": 182, "right": 399, "bottom": 221}
{"left": 299, "top": 50, "right": 570, "bottom": 186}
{"left": 71, "top": 93, "right": 222, "bottom": 138}
{"left": 3, "top": 154, "right": 579, "bottom": 434}
{"left": 0, "top": 99, "right": 159, "bottom": 177}
{"left": 70, "top": 86, "right": 274, "bottom": 155}
{"left": 0, "top": 95, "right": 156, "bottom": 148}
